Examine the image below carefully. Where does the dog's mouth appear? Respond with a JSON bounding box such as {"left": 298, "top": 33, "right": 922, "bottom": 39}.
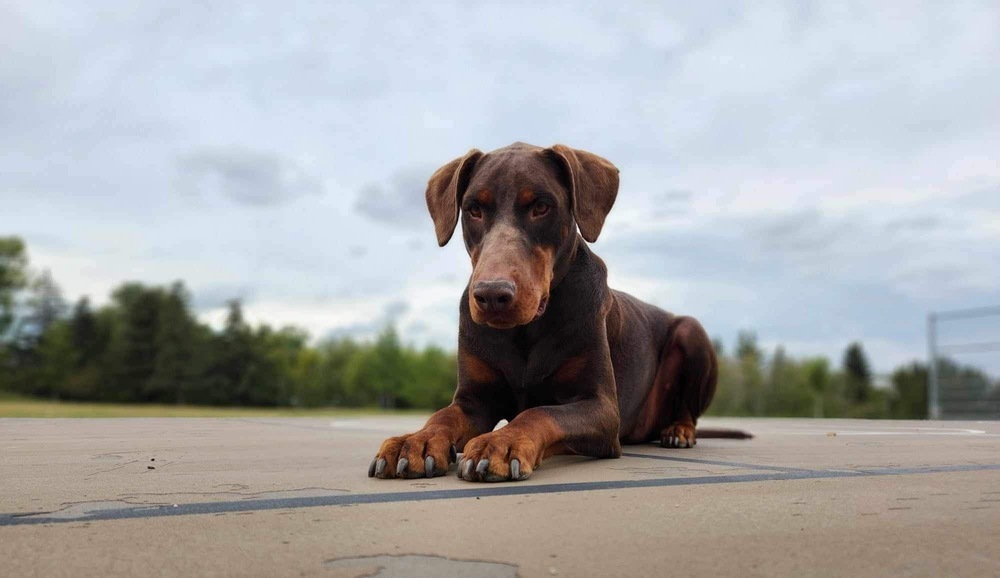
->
{"left": 480, "top": 295, "right": 549, "bottom": 329}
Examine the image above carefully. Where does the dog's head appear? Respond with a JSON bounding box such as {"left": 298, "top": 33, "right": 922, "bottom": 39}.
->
{"left": 426, "top": 142, "right": 619, "bottom": 329}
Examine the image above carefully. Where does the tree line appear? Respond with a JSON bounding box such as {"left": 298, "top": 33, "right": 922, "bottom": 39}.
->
{"left": 1, "top": 236, "right": 995, "bottom": 417}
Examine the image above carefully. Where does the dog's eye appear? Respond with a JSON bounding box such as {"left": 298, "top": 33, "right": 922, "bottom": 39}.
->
{"left": 466, "top": 204, "right": 483, "bottom": 219}
{"left": 531, "top": 201, "right": 550, "bottom": 218}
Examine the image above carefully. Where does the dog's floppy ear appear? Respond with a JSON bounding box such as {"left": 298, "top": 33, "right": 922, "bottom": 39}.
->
{"left": 546, "top": 144, "right": 619, "bottom": 243}
{"left": 425, "top": 149, "right": 483, "bottom": 246}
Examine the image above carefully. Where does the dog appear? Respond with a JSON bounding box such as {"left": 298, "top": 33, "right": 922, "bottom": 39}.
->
{"left": 368, "top": 142, "right": 747, "bottom": 483}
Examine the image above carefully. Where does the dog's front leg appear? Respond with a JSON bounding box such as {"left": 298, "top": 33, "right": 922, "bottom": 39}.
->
{"left": 457, "top": 396, "right": 621, "bottom": 482}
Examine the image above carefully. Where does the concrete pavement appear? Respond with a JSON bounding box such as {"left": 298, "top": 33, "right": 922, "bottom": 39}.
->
{"left": 1, "top": 417, "right": 999, "bottom": 577}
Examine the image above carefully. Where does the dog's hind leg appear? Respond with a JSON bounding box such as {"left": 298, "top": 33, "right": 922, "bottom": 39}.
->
{"left": 653, "top": 316, "right": 718, "bottom": 448}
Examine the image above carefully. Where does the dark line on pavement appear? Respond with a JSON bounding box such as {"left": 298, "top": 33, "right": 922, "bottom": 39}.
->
{"left": 3, "top": 462, "right": 999, "bottom": 527}
{"left": 620, "top": 452, "right": 818, "bottom": 474}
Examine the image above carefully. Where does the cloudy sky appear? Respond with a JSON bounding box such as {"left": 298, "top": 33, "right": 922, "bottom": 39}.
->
{"left": 3, "top": 1, "right": 999, "bottom": 372}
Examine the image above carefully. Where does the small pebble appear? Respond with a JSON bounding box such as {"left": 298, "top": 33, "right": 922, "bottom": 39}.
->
{"left": 827, "top": 432, "right": 837, "bottom": 437}
{"left": 147, "top": 466, "right": 155, "bottom": 470}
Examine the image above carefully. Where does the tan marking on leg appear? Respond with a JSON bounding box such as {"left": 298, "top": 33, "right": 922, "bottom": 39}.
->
{"left": 460, "top": 351, "right": 499, "bottom": 384}
{"left": 460, "top": 409, "right": 565, "bottom": 481}
{"left": 552, "top": 355, "right": 588, "bottom": 383}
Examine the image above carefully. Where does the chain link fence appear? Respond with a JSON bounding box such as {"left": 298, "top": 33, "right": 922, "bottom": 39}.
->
{"left": 927, "top": 306, "right": 1000, "bottom": 420}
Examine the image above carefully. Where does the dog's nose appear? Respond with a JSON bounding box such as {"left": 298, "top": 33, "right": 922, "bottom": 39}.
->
{"left": 473, "top": 280, "right": 516, "bottom": 314}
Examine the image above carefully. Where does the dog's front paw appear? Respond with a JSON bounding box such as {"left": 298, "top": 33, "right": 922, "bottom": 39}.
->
{"left": 368, "top": 428, "right": 457, "bottom": 479}
{"left": 457, "top": 430, "right": 541, "bottom": 483}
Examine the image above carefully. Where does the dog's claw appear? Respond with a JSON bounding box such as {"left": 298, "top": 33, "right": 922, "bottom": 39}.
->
{"left": 375, "top": 458, "right": 386, "bottom": 476}
{"left": 450, "top": 445, "right": 458, "bottom": 464}
{"left": 396, "top": 458, "right": 408, "bottom": 476}
{"left": 463, "top": 459, "right": 473, "bottom": 478}
{"left": 425, "top": 456, "right": 435, "bottom": 478}
{"left": 476, "top": 459, "right": 489, "bottom": 475}
{"left": 368, "top": 459, "right": 377, "bottom": 478}
{"left": 510, "top": 459, "right": 520, "bottom": 480}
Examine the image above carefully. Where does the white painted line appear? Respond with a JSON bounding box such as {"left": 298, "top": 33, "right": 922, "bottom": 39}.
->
{"left": 772, "top": 430, "right": 999, "bottom": 437}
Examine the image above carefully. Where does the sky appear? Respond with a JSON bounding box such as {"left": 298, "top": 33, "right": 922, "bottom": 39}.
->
{"left": 2, "top": 1, "right": 999, "bottom": 373}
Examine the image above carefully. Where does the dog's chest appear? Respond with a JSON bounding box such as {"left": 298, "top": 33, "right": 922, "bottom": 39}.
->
{"left": 497, "top": 345, "right": 575, "bottom": 412}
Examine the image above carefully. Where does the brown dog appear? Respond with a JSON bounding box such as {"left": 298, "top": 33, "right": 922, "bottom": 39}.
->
{"left": 368, "top": 142, "right": 742, "bottom": 483}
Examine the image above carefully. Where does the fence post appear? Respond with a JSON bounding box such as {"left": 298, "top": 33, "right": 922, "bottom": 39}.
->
{"left": 927, "top": 313, "right": 940, "bottom": 420}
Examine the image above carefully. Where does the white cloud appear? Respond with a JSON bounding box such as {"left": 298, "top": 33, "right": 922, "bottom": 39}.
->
{"left": 2, "top": 1, "right": 999, "bottom": 373}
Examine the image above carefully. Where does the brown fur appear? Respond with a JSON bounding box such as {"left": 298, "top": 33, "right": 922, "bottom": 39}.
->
{"left": 459, "top": 409, "right": 565, "bottom": 481}
{"left": 553, "top": 355, "right": 588, "bottom": 384}
{"left": 467, "top": 224, "right": 552, "bottom": 328}
{"left": 475, "top": 189, "right": 494, "bottom": 205}
{"left": 460, "top": 351, "right": 499, "bottom": 384}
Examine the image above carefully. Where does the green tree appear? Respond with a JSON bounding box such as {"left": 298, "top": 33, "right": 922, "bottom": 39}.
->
{"left": 69, "top": 298, "right": 102, "bottom": 363}
{"left": 314, "top": 338, "right": 363, "bottom": 406}
{"left": 208, "top": 300, "right": 255, "bottom": 404}
{"left": 736, "top": 331, "right": 760, "bottom": 360}
{"left": 34, "top": 321, "right": 76, "bottom": 399}
{"left": 258, "top": 325, "right": 308, "bottom": 406}
{"left": 343, "top": 326, "right": 409, "bottom": 408}
{"left": 890, "top": 362, "right": 927, "bottom": 419}
{"left": 804, "top": 358, "right": 831, "bottom": 418}
{"left": 204, "top": 300, "right": 285, "bottom": 406}
{"left": 766, "top": 347, "right": 815, "bottom": 416}
{"left": 0, "top": 237, "right": 29, "bottom": 337}
{"left": 736, "top": 331, "right": 765, "bottom": 415}
{"left": 372, "top": 326, "right": 407, "bottom": 408}
{"left": 109, "top": 283, "right": 163, "bottom": 402}
{"left": 25, "top": 270, "right": 67, "bottom": 338}
{"left": 843, "top": 342, "right": 873, "bottom": 403}
{"left": 147, "top": 283, "right": 199, "bottom": 404}
{"left": 61, "top": 297, "right": 107, "bottom": 400}
{"left": 401, "top": 345, "right": 457, "bottom": 409}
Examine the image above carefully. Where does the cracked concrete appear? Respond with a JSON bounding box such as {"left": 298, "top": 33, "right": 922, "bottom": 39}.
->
{"left": 324, "top": 554, "right": 520, "bottom": 578}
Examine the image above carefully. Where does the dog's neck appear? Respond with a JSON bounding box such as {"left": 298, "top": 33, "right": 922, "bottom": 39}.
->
{"left": 549, "top": 232, "right": 583, "bottom": 291}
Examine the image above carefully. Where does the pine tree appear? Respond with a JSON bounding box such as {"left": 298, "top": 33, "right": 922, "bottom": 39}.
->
{"left": 69, "top": 297, "right": 101, "bottom": 365}
{"left": 736, "top": 331, "right": 765, "bottom": 415}
{"left": 111, "top": 284, "right": 163, "bottom": 402}
{"left": 63, "top": 297, "right": 105, "bottom": 399}
{"left": 843, "top": 342, "right": 873, "bottom": 403}
{"left": 148, "top": 283, "right": 198, "bottom": 404}
{"left": 209, "top": 300, "right": 257, "bottom": 405}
